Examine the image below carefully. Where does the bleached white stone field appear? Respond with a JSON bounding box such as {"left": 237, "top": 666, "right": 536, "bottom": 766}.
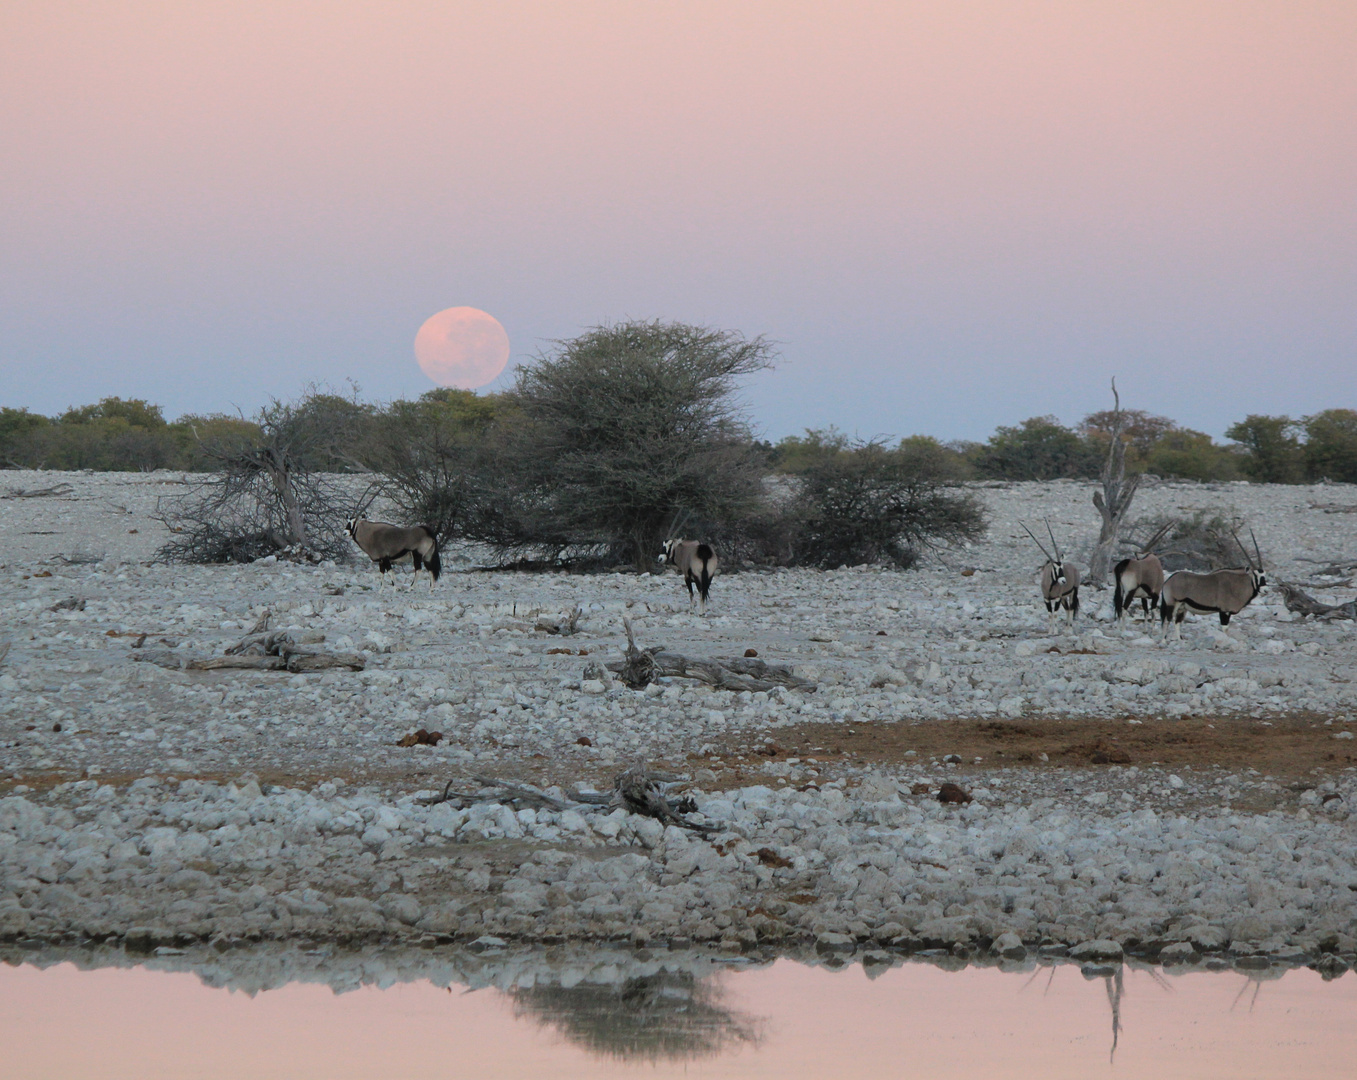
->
{"left": 2, "top": 470, "right": 1355, "bottom": 967}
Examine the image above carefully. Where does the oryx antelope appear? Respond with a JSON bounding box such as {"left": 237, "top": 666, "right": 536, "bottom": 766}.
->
{"left": 1021, "top": 520, "right": 1081, "bottom": 632}
{"left": 345, "top": 517, "right": 441, "bottom": 588}
{"left": 659, "top": 538, "right": 718, "bottom": 612}
{"left": 1159, "top": 528, "right": 1265, "bottom": 641}
{"left": 1113, "top": 522, "right": 1173, "bottom": 622}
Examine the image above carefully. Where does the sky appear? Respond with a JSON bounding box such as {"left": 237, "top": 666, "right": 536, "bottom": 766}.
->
{"left": 2, "top": 1, "right": 1354, "bottom": 441}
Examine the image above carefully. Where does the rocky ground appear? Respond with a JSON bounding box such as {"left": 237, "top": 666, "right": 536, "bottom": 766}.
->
{"left": 1, "top": 470, "right": 1355, "bottom": 975}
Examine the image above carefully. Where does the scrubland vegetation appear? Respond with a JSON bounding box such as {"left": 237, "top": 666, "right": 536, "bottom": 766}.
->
{"left": 3, "top": 320, "right": 1355, "bottom": 568}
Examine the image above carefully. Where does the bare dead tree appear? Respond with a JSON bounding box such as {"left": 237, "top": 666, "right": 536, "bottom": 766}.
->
{"left": 1089, "top": 378, "right": 1141, "bottom": 585}
{"left": 154, "top": 399, "right": 354, "bottom": 563}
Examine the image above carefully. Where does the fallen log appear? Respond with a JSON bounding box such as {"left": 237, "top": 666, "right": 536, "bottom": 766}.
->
{"left": 284, "top": 651, "right": 365, "bottom": 672}
{"left": 3, "top": 483, "right": 74, "bottom": 499}
{"left": 225, "top": 629, "right": 325, "bottom": 656}
{"left": 604, "top": 618, "right": 815, "bottom": 692}
{"left": 614, "top": 651, "right": 817, "bottom": 693}
{"left": 419, "top": 765, "right": 721, "bottom": 836}
{"left": 612, "top": 762, "right": 717, "bottom": 835}
{"left": 1275, "top": 582, "right": 1357, "bottom": 620}
{"left": 187, "top": 655, "right": 286, "bottom": 671}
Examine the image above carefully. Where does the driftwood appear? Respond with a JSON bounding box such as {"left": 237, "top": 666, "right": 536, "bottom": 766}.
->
{"left": 283, "top": 651, "right": 366, "bottom": 672}
{"left": 612, "top": 763, "right": 715, "bottom": 834}
{"left": 616, "top": 617, "right": 658, "bottom": 689}
{"left": 3, "top": 483, "right": 73, "bottom": 499}
{"left": 133, "top": 625, "right": 365, "bottom": 672}
{"left": 188, "top": 655, "right": 286, "bottom": 671}
{"left": 606, "top": 618, "right": 815, "bottom": 693}
{"left": 225, "top": 629, "right": 325, "bottom": 656}
{"left": 1274, "top": 582, "right": 1357, "bottom": 621}
{"left": 420, "top": 764, "right": 718, "bottom": 836}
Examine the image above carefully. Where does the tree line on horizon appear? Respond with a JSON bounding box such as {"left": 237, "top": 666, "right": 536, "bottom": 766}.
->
{"left": 3, "top": 387, "right": 1354, "bottom": 487}
{"left": 3, "top": 321, "right": 1356, "bottom": 571}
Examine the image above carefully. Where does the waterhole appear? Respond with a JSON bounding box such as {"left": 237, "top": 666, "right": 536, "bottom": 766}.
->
{"left": 3, "top": 947, "right": 1353, "bottom": 1078}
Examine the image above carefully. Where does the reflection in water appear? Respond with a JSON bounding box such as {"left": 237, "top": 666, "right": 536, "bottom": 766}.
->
{"left": 1105, "top": 967, "right": 1123, "bottom": 1063}
{"left": 3, "top": 944, "right": 1356, "bottom": 1080}
{"left": 510, "top": 970, "right": 762, "bottom": 1063}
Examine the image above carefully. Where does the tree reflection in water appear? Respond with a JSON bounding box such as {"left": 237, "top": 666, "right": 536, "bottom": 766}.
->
{"left": 510, "top": 970, "right": 763, "bottom": 1062}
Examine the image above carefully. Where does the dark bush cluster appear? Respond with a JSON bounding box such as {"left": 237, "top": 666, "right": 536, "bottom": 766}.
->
{"left": 766, "top": 430, "right": 985, "bottom": 568}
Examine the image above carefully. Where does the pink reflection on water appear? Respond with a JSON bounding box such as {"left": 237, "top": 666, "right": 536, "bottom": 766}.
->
{"left": 2, "top": 959, "right": 1354, "bottom": 1080}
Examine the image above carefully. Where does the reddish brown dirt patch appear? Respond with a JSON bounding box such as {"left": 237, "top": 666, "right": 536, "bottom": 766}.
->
{"left": 711, "top": 712, "right": 1357, "bottom": 778}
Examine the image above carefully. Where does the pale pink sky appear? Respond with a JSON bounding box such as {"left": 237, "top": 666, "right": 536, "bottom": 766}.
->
{"left": 1, "top": 2, "right": 1354, "bottom": 437}
{"left": 3, "top": 959, "right": 1355, "bottom": 1079}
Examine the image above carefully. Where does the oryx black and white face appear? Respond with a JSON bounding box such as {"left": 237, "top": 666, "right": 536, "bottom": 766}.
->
{"left": 344, "top": 517, "right": 358, "bottom": 539}
{"left": 659, "top": 539, "right": 677, "bottom": 565}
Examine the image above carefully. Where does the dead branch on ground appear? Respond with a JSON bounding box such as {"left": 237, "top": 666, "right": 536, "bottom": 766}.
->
{"left": 2, "top": 483, "right": 74, "bottom": 499}
{"left": 419, "top": 764, "right": 719, "bottom": 835}
{"left": 131, "top": 626, "right": 365, "bottom": 672}
{"left": 605, "top": 618, "right": 816, "bottom": 693}
{"left": 1274, "top": 582, "right": 1357, "bottom": 621}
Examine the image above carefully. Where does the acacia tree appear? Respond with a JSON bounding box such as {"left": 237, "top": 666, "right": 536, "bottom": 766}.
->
{"left": 498, "top": 321, "right": 775, "bottom": 568}
{"left": 1225, "top": 415, "right": 1304, "bottom": 483}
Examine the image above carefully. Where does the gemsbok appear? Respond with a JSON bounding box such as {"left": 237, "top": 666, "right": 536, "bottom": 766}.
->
{"left": 345, "top": 517, "right": 441, "bottom": 589}
{"left": 1020, "top": 520, "right": 1082, "bottom": 632}
{"left": 659, "top": 538, "right": 718, "bottom": 612}
{"left": 1159, "top": 529, "right": 1265, "bottom": 641}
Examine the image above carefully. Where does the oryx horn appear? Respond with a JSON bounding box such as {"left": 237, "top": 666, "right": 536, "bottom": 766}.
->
{"left": 1019, "top": 521, "right": 1054, "bottom": 561}
{"left": 1044, "top": 518, "right": 1063, "bottom": 562}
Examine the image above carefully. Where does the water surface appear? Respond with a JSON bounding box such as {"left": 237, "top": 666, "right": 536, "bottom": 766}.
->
{"left": 3, "top": 955, "right": 1353, "bottom": 1079}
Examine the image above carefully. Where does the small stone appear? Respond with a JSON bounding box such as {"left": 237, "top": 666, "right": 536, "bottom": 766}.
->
{"left": 937, "top": 783, "right": 972, "bottom": 804}
{"left": 1311, "top": 954, "right": 1350, "bottom": 979}
{"left": 815, "top": 932, "right": 856, "bottom": 955}
{"left": 1158, "top": 941, "right": 1198, "bottom": 964}
{"left": 1069, "top": 939, "right": 1123, "bottom": 961}
{"left": 990, "top": 931, "right": 1027, "bottom": 959}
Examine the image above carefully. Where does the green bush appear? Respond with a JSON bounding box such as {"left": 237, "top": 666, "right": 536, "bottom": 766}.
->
{"left": 0, "top": 407, "right": 51, "bottom": 466}
{"left": 778, "top": 431, "right": 986, "bottom": 568}
{"left": 1302, "top": 409, "right": 1357, "bottom": 483}
{"left": 1225, "top": 415, "right": 1305, "bottom": 483}
{"left": 1145, "top": 428, "right": 1241, "bottom": 481}
{"left": 973, "top": 416, "right": 1099, "bottom": 480}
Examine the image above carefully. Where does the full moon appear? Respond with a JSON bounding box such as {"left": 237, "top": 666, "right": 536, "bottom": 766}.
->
{"left": 413, "top": 307, "right": 511, "bottom": 389}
